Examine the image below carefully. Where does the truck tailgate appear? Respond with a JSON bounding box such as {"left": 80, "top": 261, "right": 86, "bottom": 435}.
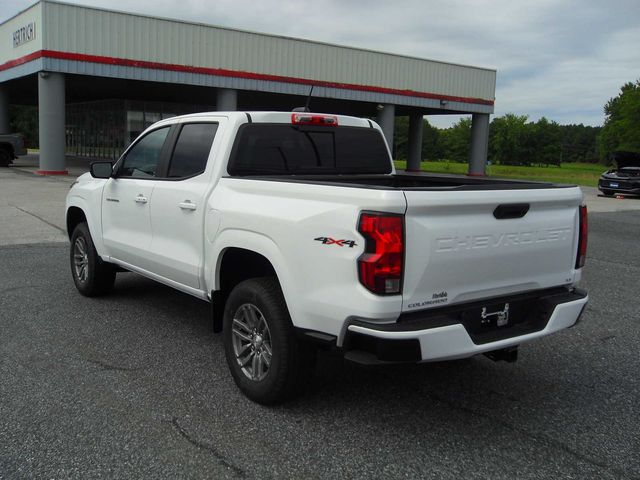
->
{"left": 402, "top": 187, "right": 583, "bottom": 312}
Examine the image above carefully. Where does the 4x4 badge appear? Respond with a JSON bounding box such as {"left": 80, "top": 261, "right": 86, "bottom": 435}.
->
{"left": 314, "top": 237, "right": 357, "bottom": 248}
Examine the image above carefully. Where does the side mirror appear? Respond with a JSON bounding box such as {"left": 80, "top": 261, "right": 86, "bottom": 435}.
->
{"left": 90, "top": 161, "right": 113, "bottom": 179}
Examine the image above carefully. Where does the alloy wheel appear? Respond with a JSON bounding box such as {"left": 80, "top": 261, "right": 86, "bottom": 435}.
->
{"left": 231, "top": 303, "right": 272, "bottom": 381}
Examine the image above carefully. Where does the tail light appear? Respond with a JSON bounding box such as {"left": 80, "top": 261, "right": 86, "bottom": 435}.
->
{"left": 291, "top": 113, "right": 338, "bottom": 126}
{"left": 575, "top": 205, "right": 588, "bottom": 268}
{"left": 357, "top": 212, "right": 404, "bottom": 294}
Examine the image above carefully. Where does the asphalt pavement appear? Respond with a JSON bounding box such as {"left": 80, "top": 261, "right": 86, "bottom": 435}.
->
{"left": 1, "top": 164, "right": 639, "bottom": 479}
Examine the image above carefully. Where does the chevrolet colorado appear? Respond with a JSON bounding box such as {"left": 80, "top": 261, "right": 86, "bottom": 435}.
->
{"left": 66, "top": 111, "right": 589, "bottom": 404}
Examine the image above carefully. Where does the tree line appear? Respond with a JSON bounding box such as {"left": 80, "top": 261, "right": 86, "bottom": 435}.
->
{"left": 393, "top": 79, "right": 640, "bottom": 166}
{"left": 393, "top": 115, "right": 601, "bottom": 166}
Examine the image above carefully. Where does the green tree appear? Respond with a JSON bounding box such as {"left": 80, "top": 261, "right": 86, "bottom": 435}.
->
{"left": 532, "top": 117, "right": 562, "bottom": 166}
{"left": 559, "top": 124, "right": 600, "bottom": 163}
{"left": 393, "top": 116, "right": 409, "bottom": 160}
{"left": 421, "top": 120, "right": 442, "bottom": 160}
{"left": 10, "top": 105, "right": 38, "bottom": 148}
{"left": 598, "top": 80, "right": 640, "bottom": 163}
{"left": 392, "top": 116, "right": 442, "bottom": 161}
{"left": 439, "top": 117, "right": 471, "bottom": 162}
{"left": 489, "top": 113, "right": 529, "bottom": 165}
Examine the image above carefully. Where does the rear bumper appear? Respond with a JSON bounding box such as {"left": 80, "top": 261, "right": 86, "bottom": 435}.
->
{"left": 344, "top": 288, "right": 588, "bottom": 363}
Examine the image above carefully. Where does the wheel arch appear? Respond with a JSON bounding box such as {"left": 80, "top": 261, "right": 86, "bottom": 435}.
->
{"left": 217, "top": 247, "right": 278, "bottom": 295}
{"left": 209, "top": 231, "right": 296, "bottom": 333}
{"left": 65, "top": 196, "right": 107, "bottom": 256}
{"left": 66, "top": 206, "right": 87, "bottom": 240}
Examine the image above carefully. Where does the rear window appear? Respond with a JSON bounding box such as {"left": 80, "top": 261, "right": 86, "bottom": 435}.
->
{"left": 228, "top": 124, "right": 391, "bottom": 175}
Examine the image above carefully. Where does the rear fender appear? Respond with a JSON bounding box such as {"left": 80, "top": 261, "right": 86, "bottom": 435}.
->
{"left": 207, "top": 229, "right": 299, "bottom": 321}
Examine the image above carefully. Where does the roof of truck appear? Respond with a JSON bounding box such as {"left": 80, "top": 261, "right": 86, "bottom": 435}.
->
{"left": 160, "top": 111, "right": 373, "bottom": 128}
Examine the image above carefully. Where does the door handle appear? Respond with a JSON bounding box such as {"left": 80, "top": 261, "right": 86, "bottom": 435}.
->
{"left": 178, "top": 200, "right": 197, "bottom": 211}
{"left": 135, "top": 195, "right": 148, "bottom": 204}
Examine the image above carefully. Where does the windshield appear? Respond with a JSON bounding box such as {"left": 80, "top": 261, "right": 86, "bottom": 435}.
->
{"left": 228, "top": 124, "right": 392, "bottom": 175}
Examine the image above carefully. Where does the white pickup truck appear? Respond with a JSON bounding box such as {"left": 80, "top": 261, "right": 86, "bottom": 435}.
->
{"left": 66, "top": 111, "right": 589, "bottom": 404}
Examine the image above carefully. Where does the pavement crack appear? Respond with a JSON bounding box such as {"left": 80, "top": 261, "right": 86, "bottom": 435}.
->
{"left": 424, "top": 389, "right": 633, "bottom": 479}
{"left": 84, "top": 357, "right": 141, "bottom": 372}
{"left": 10, "top": 205, "right": 66, "bottom": 234}
{"left": 171, "top": 417, "right": 247, "bottom": 478}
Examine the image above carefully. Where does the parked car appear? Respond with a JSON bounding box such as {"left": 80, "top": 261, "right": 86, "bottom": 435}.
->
{"left": 598, "top": 151, "right": 640, "bottom": 197}
{"left": 65, "top": 111, "right": 589, "bottom": 404}
{"left": 0, "top": 133, "right": 27, "bottom": 167}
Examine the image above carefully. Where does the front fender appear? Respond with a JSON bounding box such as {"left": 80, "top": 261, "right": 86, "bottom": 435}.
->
{"left": 66, "top": 194, "right": 106, "bottom": 256}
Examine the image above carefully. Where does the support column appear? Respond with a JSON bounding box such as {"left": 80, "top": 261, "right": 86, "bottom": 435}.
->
{"left": 0, "top": 84, "right": 10, "bottom": 134}
{"left": 376, "top": 104, "right": 395, "bottom": 153}
{"left": 469, "top": 113, "right": 490, "bottom": 176}
{"left": 407, "top": 112, "right": 423, "bottom": 172}
{"left": 37, "top": 72, "right": 67, "bottom": 175}
{"left": 216, "top": 88, "right": 237, "bottom": 111}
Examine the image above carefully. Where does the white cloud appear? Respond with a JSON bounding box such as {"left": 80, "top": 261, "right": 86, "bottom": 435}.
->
{"left": 1, "top": 0, "right": 638, "bottom": 127}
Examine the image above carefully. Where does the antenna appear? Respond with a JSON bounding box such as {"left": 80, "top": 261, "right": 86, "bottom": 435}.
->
{"left": 304, "top": 85, "right": 314, "bottom": 111}
{"left": 292, "top": 85, "right": 314, "bottom": 112}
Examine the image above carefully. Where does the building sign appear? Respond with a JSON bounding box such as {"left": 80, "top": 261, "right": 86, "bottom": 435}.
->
{"left": 13, "top": 22, "right": 36, "bottom": 48}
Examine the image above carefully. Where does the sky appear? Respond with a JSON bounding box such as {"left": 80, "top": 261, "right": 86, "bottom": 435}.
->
{"left": 2, "top": 0, "right": 639, "bottom": 128}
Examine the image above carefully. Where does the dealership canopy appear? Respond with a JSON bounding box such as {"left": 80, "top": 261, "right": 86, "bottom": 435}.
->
{"left": 0, "top": 1, "right": 496, "bottom": 174}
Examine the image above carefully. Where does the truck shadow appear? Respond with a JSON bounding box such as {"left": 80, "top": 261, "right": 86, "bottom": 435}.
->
{"left": 84, "top": 272, "right": 628, "bottom": 477}
{"left": 106, "top": 272, "right": 573, "bottom": 419}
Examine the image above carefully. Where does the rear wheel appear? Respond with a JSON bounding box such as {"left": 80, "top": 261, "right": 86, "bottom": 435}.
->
{"left": 0, "top": 148, "right": 11, "bottom": 167}
{"left": 223, "top": 277, "right": 315, "bottom": 404}
{"left": 70, "top": 222, "right": 116, "bottom": 296}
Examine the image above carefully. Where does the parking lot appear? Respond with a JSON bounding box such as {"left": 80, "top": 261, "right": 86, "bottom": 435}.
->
{"left": 1, "top": 165, "right": 639, "bottom": 479}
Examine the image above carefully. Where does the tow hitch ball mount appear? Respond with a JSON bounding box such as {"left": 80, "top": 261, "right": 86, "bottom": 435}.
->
{"left": 484, "top": 346, "right": 519, "bottom": 363}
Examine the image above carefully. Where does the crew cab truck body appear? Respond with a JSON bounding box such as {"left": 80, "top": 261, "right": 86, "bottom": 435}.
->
{"left": 66, "top": 111, "right": 588, "bottom": 404}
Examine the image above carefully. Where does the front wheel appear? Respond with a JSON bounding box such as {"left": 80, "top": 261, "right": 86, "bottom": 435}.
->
{"left": 223, "top": 277, "right": 315, "bottom": 404}
{"left": 70, "top": 222, "right": 116, "bottom": 296}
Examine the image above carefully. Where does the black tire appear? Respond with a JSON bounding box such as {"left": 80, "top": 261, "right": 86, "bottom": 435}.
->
{"left": 0, "top": 148, "right": 11, "bottom": 167}
{"left": 223, "top": 277, "right": 315, "bottom": 405}
{"left": 70, "top": 222, "right": 116, "bottom": 296}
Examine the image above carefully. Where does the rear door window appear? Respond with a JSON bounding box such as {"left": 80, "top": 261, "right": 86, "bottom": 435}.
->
{"left": 167, "top": 123, "right": 218, "bottom": 178}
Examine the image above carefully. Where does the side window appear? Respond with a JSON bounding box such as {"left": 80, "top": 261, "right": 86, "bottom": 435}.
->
{"left": 167, "top": 123, "right": 218, "bottom": 178}
{"left": 119, "top": 127, "right": 170, "bottom": 178}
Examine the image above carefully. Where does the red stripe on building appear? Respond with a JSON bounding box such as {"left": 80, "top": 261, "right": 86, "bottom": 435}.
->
{"left": 0, "top": 49, "right": 495, "bottom": 107}
{"left": 0, "top": 50, "right": 44, "bottom": 70}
